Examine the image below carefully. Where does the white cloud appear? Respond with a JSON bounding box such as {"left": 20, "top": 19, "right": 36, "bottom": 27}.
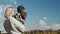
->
{"left": 0, "top": 14, "right": 2, "bottom": 19}
{"left": 39, "top": 19, "right": 51, "bottom": 30}
{"left": 5, "top": 5, "right": 12, "bottom": 9}
{"left": 5, "top": 0, "right": 17, "bottom": 4}
{"left": 39, "top": 19, "right": 60, "bottom": 30}
{"left": 14, "top": 0, "right": 17, "bottom": 4}
{"left": 0, "top": 5, "right": 12, "bottom": 13}
{"left": 43, "top": 17, "right": 48, "bottom": 20}
{"left": 10, "top": 0, "right": 17, "bottom": 4}
{"left": 51, "top": 24, "right": 60, "bottom": 30}
{"left": 0, "top": 7, "right": 3, "bottom": 13}
{"left": 5, "top": 5, "right": 12, "bottom": 8}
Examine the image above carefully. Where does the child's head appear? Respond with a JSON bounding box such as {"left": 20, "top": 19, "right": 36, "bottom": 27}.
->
{"left": 5, "top": 7, "right": 14, "bottom": 18}
{"left": 17, "top": 5, "right": 25, "bottom": 13}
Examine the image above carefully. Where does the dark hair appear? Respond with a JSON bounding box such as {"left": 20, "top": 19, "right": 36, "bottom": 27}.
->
{"left": 17, "top": 5, "right": 25, "bottom": 12}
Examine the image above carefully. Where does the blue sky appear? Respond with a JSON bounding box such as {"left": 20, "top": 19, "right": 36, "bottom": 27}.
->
{"left": 0, "top": 0, "right": 60, "bottom": 31}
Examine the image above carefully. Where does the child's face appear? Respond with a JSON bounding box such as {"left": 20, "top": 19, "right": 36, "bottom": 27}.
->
{"left": 19, "top": 7, "right": 24, "bottom": 12}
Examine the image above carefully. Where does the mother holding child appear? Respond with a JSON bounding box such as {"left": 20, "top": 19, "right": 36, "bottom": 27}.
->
{"left": 3, "top": 5, "right": 27, "bottom": 34}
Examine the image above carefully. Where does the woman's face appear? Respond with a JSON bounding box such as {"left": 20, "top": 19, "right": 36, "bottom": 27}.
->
{"left": 7, "top": 8, "right": 14, "bottom": 16}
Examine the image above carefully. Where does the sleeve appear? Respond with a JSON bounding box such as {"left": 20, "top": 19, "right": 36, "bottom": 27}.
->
{"left": 9, "top": 16, "right": 25, "bottom": 32}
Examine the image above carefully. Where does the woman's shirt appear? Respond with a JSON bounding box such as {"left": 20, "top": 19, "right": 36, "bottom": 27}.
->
{"left": 9, "top": 16, "right": 25, "bottom": 32}
{"left": 4, "top": 16, "right": 25, "bottom": 34}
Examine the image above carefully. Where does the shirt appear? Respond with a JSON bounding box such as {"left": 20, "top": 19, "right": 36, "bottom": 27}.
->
{"left": 14, "top": 12, "right": 27, "bottom": 24}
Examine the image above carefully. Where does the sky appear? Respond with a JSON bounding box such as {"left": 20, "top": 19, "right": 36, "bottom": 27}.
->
{"left": 0, "top": 0, "right": 60, "bottom": 31}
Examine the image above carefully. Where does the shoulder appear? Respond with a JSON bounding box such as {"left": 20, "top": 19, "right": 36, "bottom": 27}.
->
{"left": 13, "top": 13, "right": 20, "bottom": 17}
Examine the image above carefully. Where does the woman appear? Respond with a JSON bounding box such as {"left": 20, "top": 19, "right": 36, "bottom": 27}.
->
{"left": 4, "top": 7, "right": 25, "bottom": 34}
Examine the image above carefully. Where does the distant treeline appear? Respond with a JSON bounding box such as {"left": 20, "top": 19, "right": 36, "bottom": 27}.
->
{"left": 0, "top": 29, "right": 60, "bottom": 34}
{"left": 23, "top": 29, "right": 60, "bottom": 34}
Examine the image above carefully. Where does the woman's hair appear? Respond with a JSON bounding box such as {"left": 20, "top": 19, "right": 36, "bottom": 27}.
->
{"left": 5, "top": 7, "right": 14, "bottom": 18}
